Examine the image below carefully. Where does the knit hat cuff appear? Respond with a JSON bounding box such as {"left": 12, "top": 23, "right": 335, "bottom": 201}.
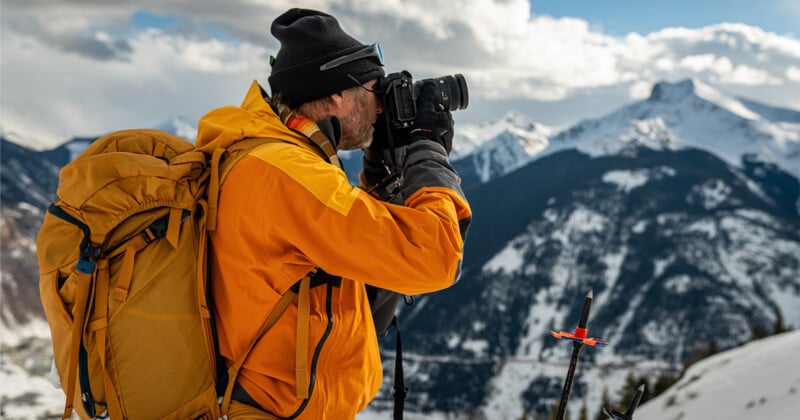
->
{"left": 269, "top": 55, "right": 384, "bottom": 107}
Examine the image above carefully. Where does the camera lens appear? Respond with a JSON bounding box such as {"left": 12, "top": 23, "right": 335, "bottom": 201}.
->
{"left": 414, "top": 74, "right": 469, "bottom": 111}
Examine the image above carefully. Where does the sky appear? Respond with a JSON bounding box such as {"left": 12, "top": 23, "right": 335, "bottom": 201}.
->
{"left": 532, "top": 0, "right": 800, "bottom": 36}
{"left": 1, "top": 0, "right": 799, "bottom": 149}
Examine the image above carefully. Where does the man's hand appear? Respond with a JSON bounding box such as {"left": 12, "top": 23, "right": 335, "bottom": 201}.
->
{"left": 408, "top": 81, "right": 454, "bottom": 153}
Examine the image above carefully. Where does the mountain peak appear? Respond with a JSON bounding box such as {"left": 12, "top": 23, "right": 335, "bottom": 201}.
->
{"left": 499, "top": 110, "right": 533, "bottom": 126}
{"left": 153, "top": 116, "right": 197, "bottom": 142}
{"left": 647, "top": 78, "right": 761, "bottom": 121}
{"left": 648, "top": 79, "right": 698, "bottom": 103}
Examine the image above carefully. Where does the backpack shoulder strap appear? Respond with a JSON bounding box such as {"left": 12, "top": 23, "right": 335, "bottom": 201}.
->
{"left": 206, "top": 137, "right": 286, "bottom": 231}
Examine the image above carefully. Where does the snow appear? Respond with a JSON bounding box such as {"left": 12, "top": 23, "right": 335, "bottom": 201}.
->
{"left": 0, "top": 118, "right": 64, "bottom": 150}
{"left": 483, "top": 242, "right": 526, "bottom": 274}
{"left": 566, "top": 207, "right": 607, "bottom": 235}
{"left": 0, "top": 319, "right": 53, "bottom": 347}
{"left": 16, "top": 202, "right": 42, "bottom": 216}
{"left": 481, "top": 286, "right": 568, "bottom": 419}
{"left": 453, "top": 110, "right": 552, "bottom": 159}
{"left": 592, "top": 248, "right": 627, "bottom": 311}
{"left": 461, "top": 339, "right": 489, "bottom": 356}
{"left": 717, "top": 214, "right": 800, "bottom": 290}
{"left": 602, "top": 280, "right": 656, "bottom": 359}
{"left": 686, "top": 219, "right": 718, "bottom": 239}
{"left": 688, "top": 179, "right": 731, "bottom": 209}
{"left": 546, "top": 79, "right": 800, "bottom": 178}
{"left": 0, "top": 355, "right": 69, "bottom": 419}
{"left": 11, "top": 324, "right": 797, "bottom": 420}
{"left": 664, "top": 274, "right": 693, "bottom": 293}
{"left": 154, "top": 116, "right": 198, "bottom": 142}
{"left": 602, "top": 170, "right": 650, "bottom": 193}
{"left": 693, "top": 79, "right": 761, "bottom": 121}
{"left": 637, "top": 330, "right": 800, "bottom": 420}
{"left": 766, "top": 283, "right": 800, "bottom": 329}
{"left": 451, "top": 111, "right": 552, "bottom": 183}
{"left": 632, "top": 220, "right": 647, "bottom": 233}
{"left": 642, "top": 318, "right": 684, "bottom": 346}
{"left": 65, "top": 140, "right": 91, "bottom": 161}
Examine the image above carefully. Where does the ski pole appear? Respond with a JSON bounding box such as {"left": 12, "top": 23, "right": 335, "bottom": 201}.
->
{"left": 551, "top": 290, "right": 608, "bottom": 420}
{"left": 603, "top": 384, "right": 645, "bottom": 420}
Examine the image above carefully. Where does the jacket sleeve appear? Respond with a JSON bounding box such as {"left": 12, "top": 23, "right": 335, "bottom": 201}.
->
{"left": 397, "top": 139, "right": 471, "bottom": 284}
{"left": 240, "top": 142, "right": 471, "bottom": 296}
{"left": 359, "top": 141, "right": 470, "bottom": 333}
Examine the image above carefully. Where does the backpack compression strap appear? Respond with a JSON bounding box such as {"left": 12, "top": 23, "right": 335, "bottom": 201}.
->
{"left": 219, "top": 274, "right": 311, "bottom": 414}
{"left": 47, "top": 205, "right": 100, "bottom": 420}
{"left": 88, "top": 258, "right": 124, "bottom": 420}
{"left": 61, "top": 269, "right": 94, "bottom": 420}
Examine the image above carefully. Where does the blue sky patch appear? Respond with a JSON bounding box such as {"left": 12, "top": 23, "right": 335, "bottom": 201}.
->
{"left": 132, "top": 10, "right": 182, "bottom": 31}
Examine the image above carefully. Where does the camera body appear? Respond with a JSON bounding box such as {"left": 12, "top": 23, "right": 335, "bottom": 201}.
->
{"left": 377, "top": 71, "right": 469, "bottom": 129}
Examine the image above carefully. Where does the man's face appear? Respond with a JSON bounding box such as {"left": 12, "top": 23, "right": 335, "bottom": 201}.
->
{"left": 336, "top": 79, "right": 382, "bottom": 150}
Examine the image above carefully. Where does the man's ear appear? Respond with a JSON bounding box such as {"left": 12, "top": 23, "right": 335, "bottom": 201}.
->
{"left": 329, "top": 92, "right": 344, "bottom": 107}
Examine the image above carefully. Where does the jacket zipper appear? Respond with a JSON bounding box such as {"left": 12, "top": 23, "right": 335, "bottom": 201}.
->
{"left": 287, "top": 282, "right": 335, "bottom": 419}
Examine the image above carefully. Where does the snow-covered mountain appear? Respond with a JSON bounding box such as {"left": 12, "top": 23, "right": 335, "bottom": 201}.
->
{"left": 453, "top": 79, "right": 800, "bottom": 189}
{"left": 549, "top": 79, "right": 800, "bottom": 177}
{"left": 362, "top": 144, "right": 799, "bottom": 419}
{"left": 337, "top": 111, "right": 552, "bottom": 185}
{"left": 452, "top": 111, "right": 552, "bottom": 186}
{"left": 636, "top": 330, "right": 800, "bottom": 420}
{"left": 153, "top": 116, "right": 199, "bottom": 143}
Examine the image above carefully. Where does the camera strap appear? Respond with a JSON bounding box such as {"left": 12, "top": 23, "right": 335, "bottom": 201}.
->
{"left": 277, "top": 104, "right": 343, "bottom": 169}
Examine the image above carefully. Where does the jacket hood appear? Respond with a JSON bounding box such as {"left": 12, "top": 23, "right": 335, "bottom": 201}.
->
{"left": 196, "top": 80, "right": 305, "bottom": 153}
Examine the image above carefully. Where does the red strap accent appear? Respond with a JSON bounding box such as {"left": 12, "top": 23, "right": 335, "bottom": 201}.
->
{"left": 573, "top": 327, "right": 588, "bottom": 339}
{"left": 285, "top": 114, "right": 305, "bottom": 130}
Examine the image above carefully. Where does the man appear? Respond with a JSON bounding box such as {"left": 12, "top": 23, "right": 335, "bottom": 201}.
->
{"left": 196, "top": 8, "right": 471, "bottom": 419}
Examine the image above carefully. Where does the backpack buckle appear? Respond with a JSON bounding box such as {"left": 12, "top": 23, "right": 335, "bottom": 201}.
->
{"left": 77, "top": 245, "right": 99, "bottom": 274}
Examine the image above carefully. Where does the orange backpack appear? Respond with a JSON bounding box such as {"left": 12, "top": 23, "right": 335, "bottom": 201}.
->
{"left": 36, "top": 129, "right": 298, "bottom": 419}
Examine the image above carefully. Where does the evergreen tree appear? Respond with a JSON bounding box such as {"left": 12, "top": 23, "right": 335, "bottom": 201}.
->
{"left": 518, "top": 406, "right": 530, "bottom": 420}
{"left": 547, "top": 398, "right": 570, "bottom": 420}
{"left": 594, "top": 388, "right": 613, "bottom": 420}
{"left": 773, "top": 311, "right": 787, "bottom": 335}
{"left": 613, "top": 371, "right": 653, "bottom": 413}
{"left": 547, "top": 400, "right": 558, "bottom": 420}
{"left": 683, "top": 338, "right": 721, "bottom": 370}
{"left": 750, "top": 323, "right": 768, "bottom": 341}
{"left": 707, "top": 339, "right": 719, "bottom": 356}
{"left": 579, "top": 401, "right": 589, "bottom": 420}
{"left": 652, "top": 369, "right": 680, "bottom": 397}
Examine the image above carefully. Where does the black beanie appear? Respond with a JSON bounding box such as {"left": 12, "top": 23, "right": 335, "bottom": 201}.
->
{"left": 268, "top": 8, "right": 385, "bottom": 107}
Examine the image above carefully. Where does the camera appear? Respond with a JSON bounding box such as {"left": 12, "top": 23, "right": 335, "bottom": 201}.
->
{"left": 377, "top": 71, "right": 469, "bottom": 129}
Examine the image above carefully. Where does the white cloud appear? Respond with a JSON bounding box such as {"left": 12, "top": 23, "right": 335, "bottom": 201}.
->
{"left": 787, "top": 66, "right": 800, "bottom": 81}
{"left": 1, "top": 0, "right": 799, "bottom": 147}
{"left": 725, "top": 64, "right": 780, "bottom": 85}
{"left": 680, "top": 54, "right": 719, "bottom": 72}
{"left": 0, "top": 25, "right": 269, "bottom": 145}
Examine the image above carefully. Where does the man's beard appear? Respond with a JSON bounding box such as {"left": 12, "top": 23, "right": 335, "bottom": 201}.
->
{"left": 338, "top": 89, "right": 375, "bottom": 150}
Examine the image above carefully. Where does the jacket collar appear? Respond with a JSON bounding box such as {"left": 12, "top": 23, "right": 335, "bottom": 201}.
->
{"left": 275, "top": 103, "right": 342, "bottom": 169}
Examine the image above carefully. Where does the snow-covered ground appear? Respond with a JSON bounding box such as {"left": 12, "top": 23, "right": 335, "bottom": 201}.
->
{"left": 637, "top": 330, "right": 800, "bottom": 420}
{"left": 0, "top": 320, "right": 68, "bottom": 419}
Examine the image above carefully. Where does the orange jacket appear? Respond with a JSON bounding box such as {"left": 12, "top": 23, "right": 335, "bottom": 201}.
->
{"left": 197, "top": 81, "right": 471, "bottom": 419}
